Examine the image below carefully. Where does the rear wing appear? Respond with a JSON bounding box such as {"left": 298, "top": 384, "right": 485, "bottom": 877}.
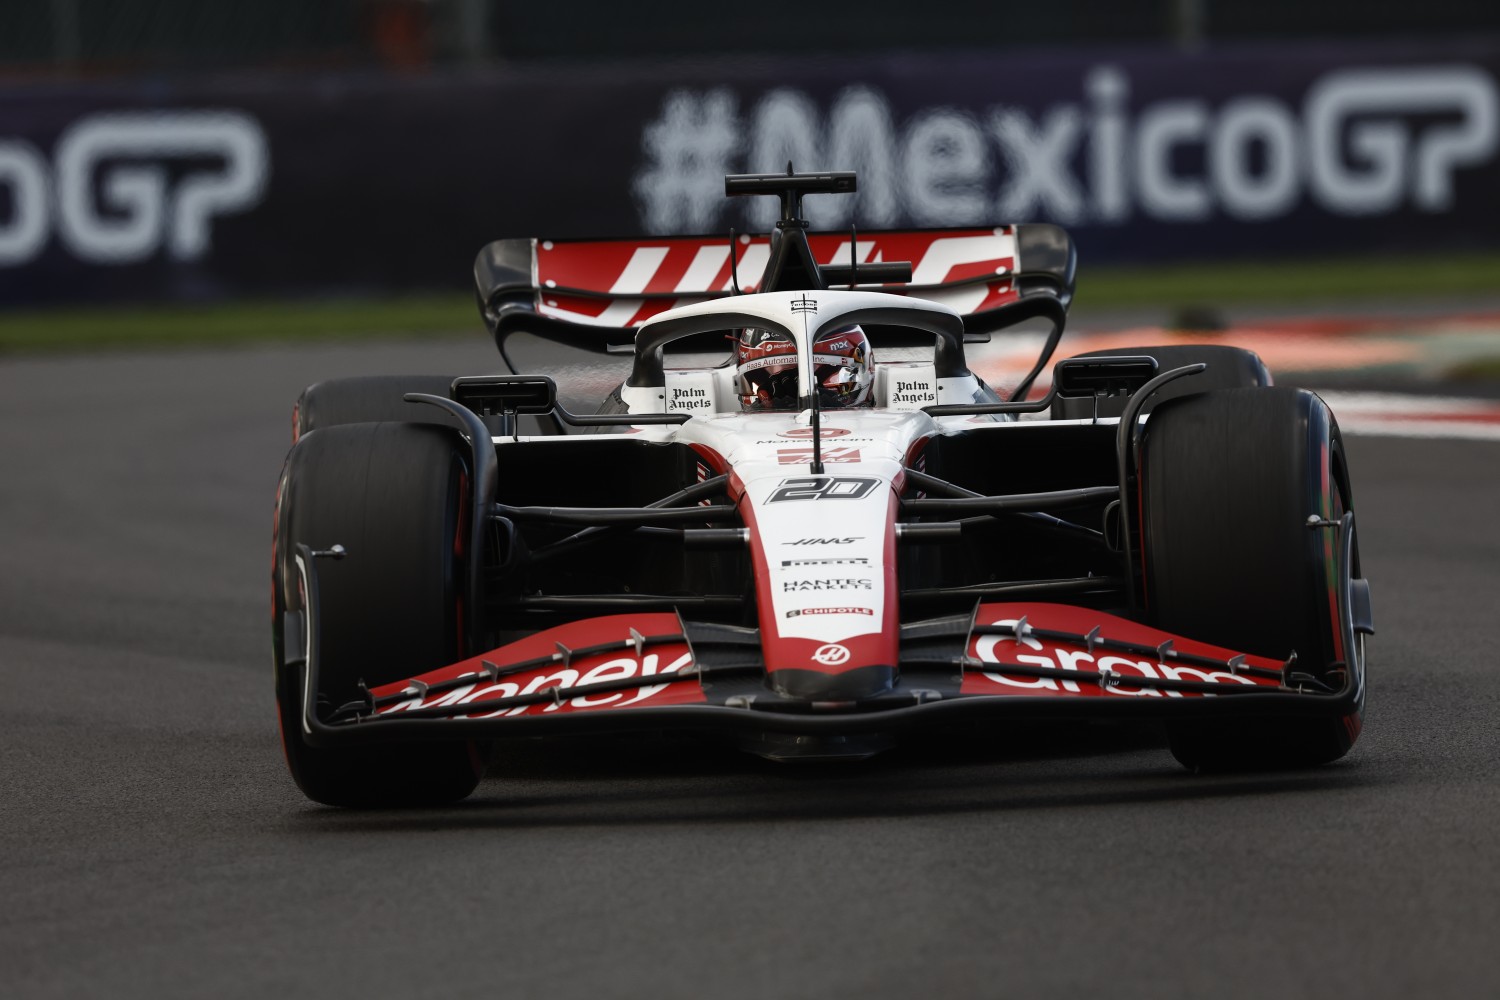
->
{"left": 474, "top": 224, "right": 1076, "bottom": 335}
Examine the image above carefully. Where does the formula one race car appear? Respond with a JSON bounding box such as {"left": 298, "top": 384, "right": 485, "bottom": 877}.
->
{"left": 272, "top": 170, "right": 1372, "bottom": 807}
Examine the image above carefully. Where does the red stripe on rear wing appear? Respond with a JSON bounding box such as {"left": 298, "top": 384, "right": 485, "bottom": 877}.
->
{"left": 477, "top": 228, "right": 1028, "bottom": 329}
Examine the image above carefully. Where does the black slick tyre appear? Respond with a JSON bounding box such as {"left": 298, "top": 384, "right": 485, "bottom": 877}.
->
{"left": 272, "top": 422, "right": 484, "bottom": 807}
{"left": 1068, "top": 344, "right": 1271, "bottom": 391}
{"left": 1138, "top": 387, "right": 1362, "bottom": 771}
{"left": 292, "top": 375, "right": 462, "bottom": 441}
{"left": 1054, "top": 344, "right": 1270, "bottom": 419}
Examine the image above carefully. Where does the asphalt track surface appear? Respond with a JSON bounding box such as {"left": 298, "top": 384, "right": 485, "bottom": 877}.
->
{"left": 4, "top": 336, "right": 1499, "bottom": 999}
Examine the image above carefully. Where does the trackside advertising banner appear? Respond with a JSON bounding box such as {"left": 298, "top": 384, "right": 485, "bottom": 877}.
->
{"left": 1, "top": 39, "right": 1497, "bottom": 306}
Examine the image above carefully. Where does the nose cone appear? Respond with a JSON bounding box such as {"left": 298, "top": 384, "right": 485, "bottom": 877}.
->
{"left": 768, "top": 663, "right": 897, "bottom": 701}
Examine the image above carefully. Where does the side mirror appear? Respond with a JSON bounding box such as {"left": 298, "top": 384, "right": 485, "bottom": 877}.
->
{"left": 450, "top": 375, "right": 557, "bottom": 416}
{"left": 1051, "top": 355, "right": 1159, "bottom": 420}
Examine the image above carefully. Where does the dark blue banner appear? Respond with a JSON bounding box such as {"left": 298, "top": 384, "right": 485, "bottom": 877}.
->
{"left": 1, "top": 38, "right": 1497, "bottom": 306}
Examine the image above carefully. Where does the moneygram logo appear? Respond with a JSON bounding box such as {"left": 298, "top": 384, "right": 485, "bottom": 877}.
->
{"left": 632, "top": 65, "right": 1497, "bottom": 231}
{"left": 381, "top": 650, "right": 694, "bottom": 717}
{"left": 0, "top": 110, "right": 269, "bottom": 267}
{"left": 971, "top": 618, "right": 1259, "bottom": 697}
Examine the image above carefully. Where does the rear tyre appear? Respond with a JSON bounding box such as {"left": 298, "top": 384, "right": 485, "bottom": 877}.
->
{"left": 292, "top": 375, "right": 462, "bottom": 441}
{"left": 272, "top": 422, "right": 484, "bottom": 807}
{"left": 1139, "top": 387, "right": 1362, "bottom": 771}
{"left": 1054, "top": 345, "right": 1270, "bottom": 419}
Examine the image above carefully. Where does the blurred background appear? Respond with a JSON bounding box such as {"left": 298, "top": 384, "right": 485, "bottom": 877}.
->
{"left": 0, "top": 0, "right": 1497, "bottom": 367}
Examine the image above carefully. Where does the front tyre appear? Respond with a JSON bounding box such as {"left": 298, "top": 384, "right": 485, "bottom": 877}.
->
{"left": 1139, "top": 387, "right": 1363, "bottom": 771}
{"left": 272, "top": 422, "right": 484, "bottom": 807}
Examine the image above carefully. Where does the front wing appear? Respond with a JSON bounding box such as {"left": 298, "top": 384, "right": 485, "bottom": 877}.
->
{"left": 285, "top": 546, "right": 1366, "bottom": 748}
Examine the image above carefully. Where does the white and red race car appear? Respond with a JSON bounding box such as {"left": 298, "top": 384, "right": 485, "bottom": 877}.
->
{"left": 272, "top": 171, "right": 1371, "bottom": 807}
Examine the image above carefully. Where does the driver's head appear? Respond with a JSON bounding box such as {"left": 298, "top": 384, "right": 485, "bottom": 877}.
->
{"left": 734, "top": 325, "right": 874, "bottom": 411}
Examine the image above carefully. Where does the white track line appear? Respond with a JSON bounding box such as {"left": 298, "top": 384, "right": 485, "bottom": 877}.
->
{"left": 1317, "top": 392, "right": 1500, "bottom": 441}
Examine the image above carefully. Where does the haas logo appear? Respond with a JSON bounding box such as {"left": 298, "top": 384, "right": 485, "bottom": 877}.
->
{"left": 812, "top": 643, "right": 851, "bottom": 666}
{"left": 0, "top": 110, "right": 270, "bottom": 267}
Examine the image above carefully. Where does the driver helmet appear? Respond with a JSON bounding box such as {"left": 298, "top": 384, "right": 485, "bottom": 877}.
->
{"left": 734, "top": 325, "right": 874, "bottom": 410}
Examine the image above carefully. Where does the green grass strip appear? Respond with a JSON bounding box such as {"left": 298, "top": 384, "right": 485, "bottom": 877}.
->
{"left": 1076, "top": 252, "right": 1500, "bottom": 309}
{"left": 1446, "top": 357, "right": 1500, "bottom": 381}
{"left": 0, "top": 293, "right": 481, "bottom": 353}
{"left": 2, "top": 252, "right": 1498, "bottom": 353}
